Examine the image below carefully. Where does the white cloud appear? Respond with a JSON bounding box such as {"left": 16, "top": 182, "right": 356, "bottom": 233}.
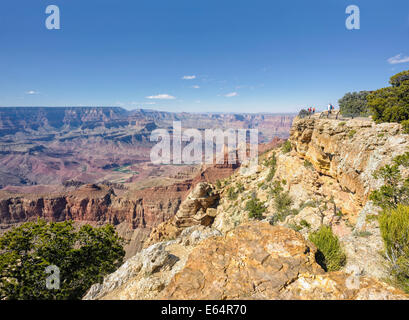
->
{"left": 26, "top": 90, "right": 39, "bottom": 95}
{"left": 182, "top": 75, "right": 196, "bottom": 80}
{"left": 224, "top": 92, "right": 238, "bottom": 97}
{"left": 192, "top": 85, "right": 200, "bottom": 89}
{"left": 387, "top": 54, "right": 409, "bottom": 65}
{"left": 146, "top": 94, "right": 176, "bottom": 100}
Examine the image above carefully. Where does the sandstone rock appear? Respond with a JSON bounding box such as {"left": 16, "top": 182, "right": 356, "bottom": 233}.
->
{"left": 280, "top": 272, "right": 407, "bottom": 300}
{"left": 289, "top": 117, "right": 409, "bottom": 218}
{"left": 144, "top": 183, "right": 220, "bottom": 247}
{"left": 162, "top": 221, "right": 407, "bottom": 300}
{"left": 162, "top": 222, "right": 324, "bottom": 299}
{"left": 83, "top": 225, "right": 221, "bottom": 300}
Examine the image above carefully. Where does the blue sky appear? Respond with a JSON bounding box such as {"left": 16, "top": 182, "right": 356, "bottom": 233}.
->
{"left": 0, "top": 0, "right": 409, "bottom": 113}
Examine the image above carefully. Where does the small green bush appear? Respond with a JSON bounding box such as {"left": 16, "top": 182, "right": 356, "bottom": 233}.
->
{"left": 309, "top": 226, "right": 346, "bottom": 272}
{"left": 265, "top": 152, "right": 277, "bottom": 182}
{"left": 303, "top": 159, "right": 313, "bottom": 169}
{"left": 370, "top": 156, "right": 409, "bottom": 210}
{"left": 355, "top": 231, "right": 372, "bottom": 237}
{"left": 288, "top": 223, "right": 302, "bottom": 232}
{"left": 348, "top": 129, "right": 357, "bottom": 138}
{"left": 402, "top": 120, "right": 409, "bottom": 134}
{"left": 245, "top": 198, "right": 266, "bottom": 220}
{"left": 215, "top": 180, "right": 222, "bottom": 189}
{"left": 300, "top": 219, "right": 311, "bottom": 228}
{"left": 379, "top": 205, "right": 409, "bottom": 292}
{"left": 274, "top": 190, "right": 293, "bottom": 214}
{"left": 267, "top": 180, "right": 294, "bottom": 222}
{"left": 281, "top": 141, "right": 292, "bottom": 154}
{"left": 227, "top": 187, "right": 238, "bottom": 200}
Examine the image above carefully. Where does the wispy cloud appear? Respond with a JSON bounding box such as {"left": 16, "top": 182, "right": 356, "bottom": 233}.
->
{"left": 146, "top": 94, "right": 176, "bottom": 100}
{"left": 182, "top": 75, "right": 196, "bottom": 80}
{"left": 224, "top": 92, "right": 238, "bottom": 97}
{"left": 26, "top": 90, "right": 39, "bottom": 95}
{"left": 192, "top": 85, "right": 200, "bottom": 89}
{"left": 387, "top": 54, "right": 409, "bottom": 64}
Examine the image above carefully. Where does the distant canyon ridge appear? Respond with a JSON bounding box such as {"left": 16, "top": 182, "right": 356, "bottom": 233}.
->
{"left": 0, "top": 107, "right": 293, "bottom": 256}
{"left": 0, "top": 107, "right": 294, "bottom": 189}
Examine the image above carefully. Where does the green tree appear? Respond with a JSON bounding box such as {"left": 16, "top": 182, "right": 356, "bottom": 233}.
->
{"left": 0, "top": 219, "right": 125, "bottom": 300}
{"left": 367, "top": 70, "right": 409, "bottom": 124}
{"left": 338, "top": 91, "right": 370, "bottom": 117}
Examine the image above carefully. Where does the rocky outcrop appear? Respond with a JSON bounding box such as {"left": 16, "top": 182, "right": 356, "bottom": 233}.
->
{"left": 84, "top": 116, "right": 409, "bottom": 300}
{"left": 211, "top": 116, "right": 409, "bottom": 281}
{"left": 144, "top": 183, "right": 220, "bottom": 247}
{"left": 83, "top": 225, "right": 222, "bottom": 300}
{"left": 289, "top": 117, "right": 409, "bottom": 218}
{"left": 162, "top": 222, "right": 407, "bottom": 300}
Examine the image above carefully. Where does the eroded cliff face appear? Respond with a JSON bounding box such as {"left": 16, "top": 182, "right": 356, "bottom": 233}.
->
{"left": 289, "top": 117, "right": 409, "bottom": 219}
{"left": 0, "top": 183, "right": 191, "bottom": 258}
{"left": 85, "top": 116, "right": 409, "bottom": 300}
{"left": 0, "top": 160, "right": 240, "bottom": 258}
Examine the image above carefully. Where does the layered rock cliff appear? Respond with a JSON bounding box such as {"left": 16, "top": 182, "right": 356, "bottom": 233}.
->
{"left": 85, "top": 115, "right": 409, "bottom": 300}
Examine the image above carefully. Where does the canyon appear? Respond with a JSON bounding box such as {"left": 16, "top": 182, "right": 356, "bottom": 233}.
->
{"left": 0, "top": 107, "right": 291, "bottom": 257}
{"left": 84, "top": 114, "right": 409, "bottom": 300}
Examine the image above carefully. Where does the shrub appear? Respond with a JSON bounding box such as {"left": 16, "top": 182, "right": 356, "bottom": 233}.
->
{"left": 370, "top": 156, "right": 409, "bottom": 210}
{"left": 268, "top": 180, "right": 294, "bottom": 222}
{"left": 303, "top": 159, "right": 313, "bottom": 169}
{"left": 227, "top": 187, "right": 238, "bottom": 200}
{"left": 300, "top": 219, "right": 311, "bottom": 228}
{"left": 394, "top": 152, "right": 409, "bottom": 167}
{"left": 215, "top": 180, "right": 222, "bottom": 189}
{"left": 236, "top": 182, "right": 245, "bottom": 193}
{"left": 0, "top": 219, "right": 125, "bottom": 300}
{"left": 355, "top": 231, "right": 372, "bottom": 237}
{"left": 309, "top": 226, "right": 346, "bottom": 271}
{"left": 348, "top": 129, "right": 357, "bottom": 138}
{"left": 281, "top": 141, "right": 292, "bottom": 154}
{"left": 265, "top": 152, "right": 277, "bottom": 182}
{"left": 288, "top": 223, "right": 302, "bottom": 232}
{"left": 338, "top": 91, "right": 370, "bottom": 117}
{"left": 245, "top": 198, "right": 266, "bottom": 220}
{"left": 274, "top": 190, "right": 293, "bottom": 214}
{"left": 379, "top": 205, "right": 409, "bottom": 292}
{"left": 402, "top": 120, "right": 409, "bottom": 134}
